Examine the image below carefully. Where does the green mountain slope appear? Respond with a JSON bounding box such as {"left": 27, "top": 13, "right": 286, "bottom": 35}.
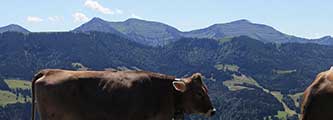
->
{"left": 0, "top": 32, "right": 332, "bottom": 119}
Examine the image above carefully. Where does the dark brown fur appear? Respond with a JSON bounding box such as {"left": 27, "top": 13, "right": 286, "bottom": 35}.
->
{"left": 301, "top": 68, "right": 333, "bottom": 120}
{"left": 31, "top": 69, "right": 214, "bottom": 120}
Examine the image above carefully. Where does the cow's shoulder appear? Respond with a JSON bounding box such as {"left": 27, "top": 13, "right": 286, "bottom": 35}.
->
{"left": 100, "top": 70, "right": 169, "bottom": 81}
{"left": 98, "top": 70, "right": 174, "bottom": 89}
{"left": 99, "top": 71, "right": 150, "bottom": 87}
{"left": 128, "top": 71, "right": 175, "bottom": 81}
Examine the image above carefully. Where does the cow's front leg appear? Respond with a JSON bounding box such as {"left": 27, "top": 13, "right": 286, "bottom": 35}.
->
{"left": 172, "top": 112, "right": 184, "bottom": 120}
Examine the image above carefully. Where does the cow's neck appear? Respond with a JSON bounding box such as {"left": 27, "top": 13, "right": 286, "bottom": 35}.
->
{"left": 173, "top": 78, "right": 184, "bottom": 120}
{"left": 147, "top": 73, "right": 185, "bottom": 119}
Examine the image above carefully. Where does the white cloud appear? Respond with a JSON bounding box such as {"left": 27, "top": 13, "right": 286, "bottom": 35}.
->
{"left": 27, "top": 16, "right": 43, "bottom": 23}
{"left": 130, "top": 14, "right": 142, "bottom": 19}
{"left": 48, "top": 16, "right": 64, "bottom": 22}
{"left": 84, "top": 0, "right": 113, "bottom": 14}
{"left": 73, "top": 12, "right": 89, "bottom": 23}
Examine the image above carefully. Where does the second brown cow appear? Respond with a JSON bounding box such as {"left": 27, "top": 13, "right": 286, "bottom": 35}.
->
{"left": 301, "top": 67, "right": 333, "bottom": 120}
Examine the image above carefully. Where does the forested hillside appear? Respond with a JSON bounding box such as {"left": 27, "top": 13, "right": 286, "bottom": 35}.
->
{"left": 0, "top": 32, "right": 333, "bottom": 120}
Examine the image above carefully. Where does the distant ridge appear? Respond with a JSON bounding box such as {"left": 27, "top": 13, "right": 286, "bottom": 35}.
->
{"left": 183, "top": 19, "right": 290, "bottom": 43}
{"left": 74, "top": 17, "right": 182, "bottom": 46}
{"left": 0, "top": 24, "right": 30, "bottom": 34}
{"left": 74, "top": 17, "right": 333, "bottom": 46}
{"left": 183, "top": 19, "right": 333, "bottom": 45}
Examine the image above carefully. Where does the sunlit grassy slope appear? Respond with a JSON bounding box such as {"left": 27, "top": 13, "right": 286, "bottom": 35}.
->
{"left": 0, "top": 79, "right": 31, "bottom": 107}
{"left": 4, "top": 79, "right": 31, "bottom": 90}
{"left": 219, "top": 64, "right": 302, "bottom": 120}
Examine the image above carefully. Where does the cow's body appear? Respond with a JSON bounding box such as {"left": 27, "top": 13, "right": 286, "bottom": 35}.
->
{"left": 301, "top": 67, "right": 333, "bottom": 120}
{"left": 31, "top": 69, "right": 215, "bottom": 120}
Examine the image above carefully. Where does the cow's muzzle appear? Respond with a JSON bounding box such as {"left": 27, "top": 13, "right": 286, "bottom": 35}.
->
{"left": 205, "top": 108, "right": 216, "bottom": 117}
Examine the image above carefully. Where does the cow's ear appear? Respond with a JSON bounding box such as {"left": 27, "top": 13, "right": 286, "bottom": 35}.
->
{"left": 173, "top": 81, "right": 187, "bottom": 92}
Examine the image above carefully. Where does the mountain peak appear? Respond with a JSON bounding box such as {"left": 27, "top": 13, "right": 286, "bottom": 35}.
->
{"left": 0, "top": 24, "right": 30, "bottom": 34}
{"left": 7, "top": 24, "right": 21, "bottom": 27}
{"left": 123, "top": 18, "right": 160, "bottom": 24}
{"left": 211, "top": 19, "right": 253, "bottom": 27}
{"left": 318, "top": 36, "right": 333, "bottom": 42}
{"left": 230, "top": 19, "right": 252, "bottom": 24}
{"left": 125, "top": 18, "right": 143, "bottom": 22}
{"left": 92, "top": 17, "right": 102, "bottom": 20}
{"left": 186, "top": 19, "right": 290, "bottom": 43}
{"left": 88, "top": 17, "right": 108, "bottom": 24}
{"left": 321, "top": 35, "right": 332, "bottom": 39}
{"left": 73, "top": 17, "right": 123, "bottom": 36}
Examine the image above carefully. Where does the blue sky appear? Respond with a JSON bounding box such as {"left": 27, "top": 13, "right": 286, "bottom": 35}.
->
{"left": 1, "top": 0, "right": 332, "bottom": 38}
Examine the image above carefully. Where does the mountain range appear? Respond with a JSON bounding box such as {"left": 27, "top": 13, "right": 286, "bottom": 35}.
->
{"left": 0, "top": 17, "right": 333, "bottom": 120}
{"left": 73, "top": 17, "right": 333, "bottom": 46}
{"left": 1, "top": 17, "right": 332, "bottom": 46}
{"left": 0, "top": 24, "right": 29, "bottom": 34}
{"left": 1, "top": 31, "right": 333, "bottom": 120}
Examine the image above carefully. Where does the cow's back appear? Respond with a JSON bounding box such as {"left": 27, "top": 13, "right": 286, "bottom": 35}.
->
{"left": 34, "top": 69, "right": 175, "bottom": 120}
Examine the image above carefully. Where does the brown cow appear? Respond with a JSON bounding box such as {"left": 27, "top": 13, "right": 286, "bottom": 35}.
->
{"left": 31, "top": 69, "right": 216, "bottom": 120}
{"left": 301, "top": 67, "right": 333, "bottom": 120}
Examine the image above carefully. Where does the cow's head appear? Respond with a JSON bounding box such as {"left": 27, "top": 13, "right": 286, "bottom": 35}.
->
{"left": 173, "top": 73, "right": 216, "bottom": 117}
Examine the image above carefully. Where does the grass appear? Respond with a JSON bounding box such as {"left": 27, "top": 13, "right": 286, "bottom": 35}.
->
{"left": 273, "top": 69, "right": 296, "bottom": 75}
{"left": 0, "top": 90, "right": 29, "bottom": 107}
{"left": 218, "top": 36, "right": 233, "bottom": 44}
{"left": 215, "top": 64, "right": 240, "bottom": 72}
{"left": 288, "top": 92, "right": 303, "bottom": 108}
{"left": 0, "top": 79, "right": 32, "bottom": 107}
{"left": 223, "top": 74, "right": 260, "bottom": 91}
{"left": 271, "top": 91, "right": 284, "bottom": 101}
{"left": 222, "top": 74, "right": 298, "bottom": 120}
{"left": 4, "top": 79, "right": 31, "bottom": 90}
{"left": 220, "top": 71, "right": 300, "bottom": 120}
{"left": 271, "top": 91, "right": 297, "bottom": 119}
{"left": 274, "top": 111, "right": 288, "bottom": 120}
